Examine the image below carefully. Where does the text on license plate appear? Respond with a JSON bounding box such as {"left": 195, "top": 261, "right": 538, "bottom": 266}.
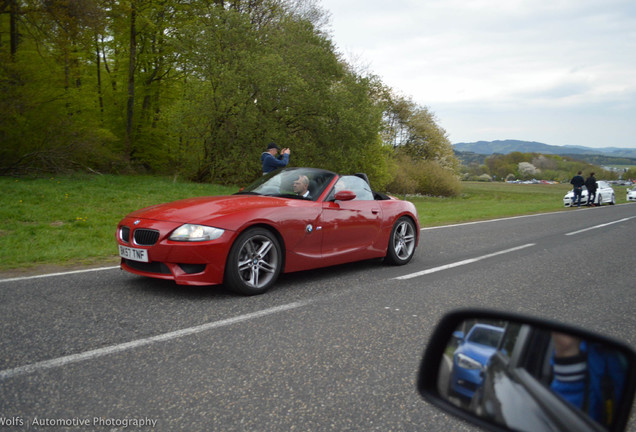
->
{"left": 119, "top": 245, "right": 149, "bottom": 263}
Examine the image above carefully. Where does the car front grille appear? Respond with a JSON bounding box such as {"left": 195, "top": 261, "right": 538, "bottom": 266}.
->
{"left": 133, "top": 229, "right": 160, "bottom": 246}
{"left": 457, "top": 380, "right": 478, "bottom": 392}
{"left": 124, "top": 259, "right": 171, "bottom": 274}
{"left": 120, "top": 226, "right": 130, "bottom": 242}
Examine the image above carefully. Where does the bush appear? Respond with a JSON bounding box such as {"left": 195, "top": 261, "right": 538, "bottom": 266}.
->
{"left": 387, "top": 155, "right": 461, "bottom": 197}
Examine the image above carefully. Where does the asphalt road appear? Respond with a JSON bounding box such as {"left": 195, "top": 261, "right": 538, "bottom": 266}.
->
{"left": 1, "top": 204, "right": 635, "bottom": 431}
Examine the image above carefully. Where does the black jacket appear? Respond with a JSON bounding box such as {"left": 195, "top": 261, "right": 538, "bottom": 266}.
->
{"left": 570, "top": 175, "right": 585, "bottom": 188}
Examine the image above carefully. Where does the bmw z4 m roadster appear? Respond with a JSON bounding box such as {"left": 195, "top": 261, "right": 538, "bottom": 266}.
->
{"left": 117, "top": 168, "right": 419, "bottom": 295}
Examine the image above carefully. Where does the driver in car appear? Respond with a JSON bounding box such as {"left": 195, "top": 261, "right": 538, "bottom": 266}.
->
{"left": 293, "top": 175, "right": 311, "bottom": 199}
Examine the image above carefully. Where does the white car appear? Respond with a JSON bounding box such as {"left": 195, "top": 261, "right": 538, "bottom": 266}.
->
{"left": 563, "top": 180, "right": 615, "bottom": 207}
{"left": 627, "top": 187, "right": 636, "bottom": 202}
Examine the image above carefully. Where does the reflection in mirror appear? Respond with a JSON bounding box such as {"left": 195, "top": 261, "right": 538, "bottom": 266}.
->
{"left": 437, "top": 319, "right": 630, "bottom": 432}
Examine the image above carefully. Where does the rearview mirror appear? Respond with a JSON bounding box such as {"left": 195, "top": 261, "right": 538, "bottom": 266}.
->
{"left": 418, "top": 309, "right": 636, "bottom": 432}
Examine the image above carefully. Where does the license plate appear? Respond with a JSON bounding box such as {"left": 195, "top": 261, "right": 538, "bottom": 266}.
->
{"left": 119, "top": 245, "right": 149, "bottom": 263}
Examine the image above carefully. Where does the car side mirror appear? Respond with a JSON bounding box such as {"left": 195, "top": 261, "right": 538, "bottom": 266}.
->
{"left": 334, "top": 190, "right": 356, "bottom": 201}
{"left": 417, "top": 309, "right": 636, "bottom": 432}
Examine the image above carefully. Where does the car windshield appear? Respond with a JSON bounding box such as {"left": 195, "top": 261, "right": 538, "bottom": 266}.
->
{"left": 236, "top": 168, "right": 337, "bottom": 201}
{"left": 468, "top": 327, "right": 504, "bottom": 348}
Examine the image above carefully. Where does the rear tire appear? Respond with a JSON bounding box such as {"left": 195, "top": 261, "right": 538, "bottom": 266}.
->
{"left": 385, "top": 217, "right": 416, "bottom": 265}
{"left": 224, "top": 228, "right": 282, "bottom": 295}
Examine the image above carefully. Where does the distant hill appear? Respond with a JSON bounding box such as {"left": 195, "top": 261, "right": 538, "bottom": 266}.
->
{"left": 453, "top": 140, "right": 636, "bottom": 158}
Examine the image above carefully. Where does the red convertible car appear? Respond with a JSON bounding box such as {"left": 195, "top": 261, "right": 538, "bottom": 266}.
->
{"left": 116, "top": 167, "right": 419, "bottom": 295}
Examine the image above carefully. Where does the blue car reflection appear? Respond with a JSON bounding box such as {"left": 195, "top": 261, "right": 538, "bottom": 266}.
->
{"left": 450, "top": 323, "right": 505, "bottom": 400}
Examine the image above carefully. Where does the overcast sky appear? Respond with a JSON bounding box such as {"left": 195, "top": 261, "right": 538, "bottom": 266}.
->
{"left": 318, "top": 0, "right": 636, "bottom": 149}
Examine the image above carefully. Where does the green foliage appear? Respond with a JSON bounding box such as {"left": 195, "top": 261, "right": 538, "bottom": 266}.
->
{"left": 464, "top": 152, "right": 620, "bottom": 182}
{"left": 1, "top": 0, "right": 452, "bottom": 190}
{"left": 623, "top": 167, "right": 636, "bottom": 180}
{"left": 0, "top": 1, "right": 118, "bottom": 174}
{"left": 381, "top": 92, "right": 459, "bottom": 173}
{"left": 387, "top": 155, "right": 462, "bottom": 197}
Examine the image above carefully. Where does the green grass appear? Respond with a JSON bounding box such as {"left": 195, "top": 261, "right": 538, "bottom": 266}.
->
{"left": 410, "top": 182, "right": 575, "bottom": 226}
{"left": 0, "top": 175, "right": 237, "bottom": 271}
{"left": 0, "top": 176, "right": 631, "bottom": 272}
{"left": 412, "top": 182, "right": 631, "bottom": 226}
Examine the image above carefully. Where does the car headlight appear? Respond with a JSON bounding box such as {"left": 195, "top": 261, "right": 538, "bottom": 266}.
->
{"left": 456, "top": 353, "right": 482, "bottom": 370}
{"left": 169, "top": 224, "right": 224, "bottom": 242}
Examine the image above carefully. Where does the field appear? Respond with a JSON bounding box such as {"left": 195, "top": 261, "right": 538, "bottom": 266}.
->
{"left": 0, "top": 176, "right": 631, "bottom": 273}
{"left": 0, "top": 175, "right": 236, "bottom": 272}
{"left": 412, "top": 181, "right": 598, "bottom": 226}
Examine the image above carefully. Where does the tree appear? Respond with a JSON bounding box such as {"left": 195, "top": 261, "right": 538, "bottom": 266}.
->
{"left": 518, "top": 162, "right": 539, "bottom": 179}
{"left": 0, "top": 0, "right": 118, "bottom": 174}
{"left": 0, "top": 0, "right": 455, "bottom": 190}
{"left": 381, "top": 92, "right": 458, "bottom": 172}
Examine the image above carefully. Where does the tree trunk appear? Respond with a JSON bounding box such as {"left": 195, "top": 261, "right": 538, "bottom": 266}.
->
{"left": 9, "top": 0, "right": 19, "bottom": 58}
{"left": 95, "top": 33, "right": 104, "bottom": 115}
{"left": 125, "top": 1, "right": 137, "bottom": 162}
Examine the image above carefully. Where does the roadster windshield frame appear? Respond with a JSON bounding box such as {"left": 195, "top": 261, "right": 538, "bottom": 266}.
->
{"left": 236, "top": 168, "right": 338, "bottom": 201}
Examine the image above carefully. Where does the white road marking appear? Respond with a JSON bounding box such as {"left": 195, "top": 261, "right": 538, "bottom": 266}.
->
{"left": 420, "top": 211, "right": 570, "bottom": 231}
{"left": 394, "top": 243, "right": 536, "bottom": 280}
{"left": 0, "top": 209, "right": 626, "bottom": 283}
{"left": 0, "top": 266, "right": 120, "bottom": 284}
{"left": 565, "top": 216, "right": 636, "bottom": 236}
{"left": 0, "top": 301, "right": 308, "bottom": 381}
{"left": 1, "top": 210, "right": 630, "bottom": 380}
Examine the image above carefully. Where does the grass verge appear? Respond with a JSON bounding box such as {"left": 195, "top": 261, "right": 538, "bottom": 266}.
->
{"left": 409, "top": 182, "right": 592, "bottom": 226}
{"left": 0, "top": 176, "right": 631, "bottom": 273}
{"left": 0, "top": 175, "right": 236, "bottom": 272}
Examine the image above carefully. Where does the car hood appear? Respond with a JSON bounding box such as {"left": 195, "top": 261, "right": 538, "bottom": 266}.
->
{"left": 125, "top": 195, "right": 292, "bottom": 226}
{"left": 564, "top": 190, "right": 588, "bottom": 197}
{"left": 458, "top": 343, "right": 498, "bottom": 365}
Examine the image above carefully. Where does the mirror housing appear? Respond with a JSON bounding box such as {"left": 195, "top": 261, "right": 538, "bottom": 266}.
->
{"left": 334, "top": 190, "right": 356, "bottom": 201}
{"left": 418, "top": 309, "right": 636, "bottom": 432}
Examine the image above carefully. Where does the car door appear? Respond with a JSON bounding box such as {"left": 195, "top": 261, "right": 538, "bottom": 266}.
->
{"left": 319, "top": 176, "right": 383, "bottom": 266}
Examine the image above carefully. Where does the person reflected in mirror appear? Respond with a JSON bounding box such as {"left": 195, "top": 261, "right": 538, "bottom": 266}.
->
{"left": 570, "top": 171, "right": 585, "bottom": 207}
{"left": 293, "top": 175, "right": 311, "bottom": 199}
{"left": 550, "top": 333, "right": 627, "bottom": 427}
{"left": 585, "top": 172, "right": 598, "bottom": 206}
{"left": 261, "top": 142, "right": 291, "bottom": 175}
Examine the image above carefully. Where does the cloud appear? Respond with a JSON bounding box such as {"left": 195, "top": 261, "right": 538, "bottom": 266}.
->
{"left": 320, "top": 0, "right": 636, "bottom": 147}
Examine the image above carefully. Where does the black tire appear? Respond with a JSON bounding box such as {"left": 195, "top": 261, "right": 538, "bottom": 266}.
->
{"left": 597, "top": 194, "right": 602, "bottom": 206}
{"left": 224, "top": 228, "right": 282, "bottom": 295}
{"left": 385, "top": 216, "right": 417, "bottom": 265}
{"left": 447, "top": 375, "right": 455, "bottom": 399}
{"left": 610, "top": 194, "right": 616, "bottom": 205}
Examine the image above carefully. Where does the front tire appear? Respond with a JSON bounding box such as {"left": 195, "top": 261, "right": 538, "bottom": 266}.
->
{"left": 224, "top": 228, "right": 282, "bottom": 295}
{"left": 610, "top": 193, "right": 615, "bottom": 205}
{"left": 385, "top": 216, "right": 417, "bottom": 265}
